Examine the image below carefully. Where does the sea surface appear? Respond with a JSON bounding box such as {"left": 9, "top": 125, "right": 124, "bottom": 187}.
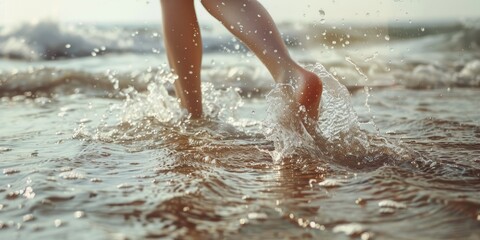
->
{"left": 1, "top": 20, "right": 480, "bottom": 239}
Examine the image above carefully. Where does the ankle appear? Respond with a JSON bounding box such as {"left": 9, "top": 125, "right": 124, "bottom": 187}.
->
{"left": 275, "top": 64, "right": 304, "bottom": 85}
{"left": 297, "top": 71, "right": 322, "bottom": 99}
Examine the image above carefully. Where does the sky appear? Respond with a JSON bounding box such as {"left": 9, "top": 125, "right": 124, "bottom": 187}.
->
{"left": 1, "top": 0, "right": 480, "bottom": 26}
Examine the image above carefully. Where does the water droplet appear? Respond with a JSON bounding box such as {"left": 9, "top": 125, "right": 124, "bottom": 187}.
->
{"left": 65, "top": 44, "right": 71, "bottom": 49}
{"left": 23, "top": 186, "right": 35, "bottom": 199}
{"left": 379, "top": 208, "right": 396, "bottom": 214}
{"left": 3, "top": 168, "right": 20, "bottom": 175}
{"left": 421, "top": 27, "right": 425, "bottom": 32}
{"left": 384, "top": 35, "right": 390, "bottom": 41}
{"left": 23, "top": 214, "right": 34, "bottom": 222}
{"left": 78, "top": 118, "right": 91, "bottom": 124}
{"left": 54, "top": 219, "right": 62, "bottom": 227}
{"left": 319, "top": 9, "right": 325, "bottom": 17}
{"left": 74, "top": 211, "right": 85, "bottom": 218}
{"left": 378, "top": 200, "right": 406, "bottom": 209}
{"left": 308, "top": 179, "right": 317, "bottom": 187}
{"left": 361, "top": 232, "right": 375, "bottom": 240}
{"left": 59, "top": 171, "right": 85, "bottom": 180}
{"left": 242, "top": 195, "right": 252, "bottom": 201}
{"left": 117, "top": 183, "right": 133, "bottom": 189}
{"left": 0, "top": 147, "right": 12, "bottom": 153}
{"left": 239, "top": 218, "right": 248, "bottom": 225}
{"left": 318, "top": 179, "right": 346, "bottom": 188}
{"left": 355, "top": 198, "right": 366, "bottom": 205}
{"left": 247, "top": 212, "right": 268, "bottom": 220}
{"left": 333, "top": 223, "right": 366, "bottom": 236}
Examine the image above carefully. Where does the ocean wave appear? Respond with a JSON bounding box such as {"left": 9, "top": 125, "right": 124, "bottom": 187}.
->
{"left": 395, "top": 60, "right": 480, "bottom": 89}
{"left": 0, "top": 67, "right": 152, "bottom": 96}
{"left": 0, "top": 66, "right": 273, "bottom": 97}
{"left": 1, "top": 60, "right": 479, "bottom": 99}
{"left": 0, "top": 21, "right": 162, "bottom": 60}
{"left": 1, "top": 20, "right": 478, "bottom": 61}
{"left": 0, "top": 20, "right": 300, "bottom": 61}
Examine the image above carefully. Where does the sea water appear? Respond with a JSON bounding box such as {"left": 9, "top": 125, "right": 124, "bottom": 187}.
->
{"left": 1, "top": 20, "right": 480, "bottom": 239}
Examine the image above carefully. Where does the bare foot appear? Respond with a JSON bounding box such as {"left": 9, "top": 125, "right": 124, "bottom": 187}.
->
{"left": 277, "top": 68, "right": 322, "bottom": 135}
{"left": 294, "top": 70, "right": 323, "bottom": 122}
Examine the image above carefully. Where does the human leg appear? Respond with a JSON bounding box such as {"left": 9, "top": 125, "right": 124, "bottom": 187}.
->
{"left": 201, "top": 0, "right": 322, "bottom": 120}
{"left": 160, "top": 0, "right": 203, "bottom": 118}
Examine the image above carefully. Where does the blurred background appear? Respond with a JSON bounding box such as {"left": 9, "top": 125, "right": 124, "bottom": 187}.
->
{"left": 2, "top": 0, "right": 480, "bottom": 25}
{"left": 1, "top": 0, "right": 479, "bottom": 92}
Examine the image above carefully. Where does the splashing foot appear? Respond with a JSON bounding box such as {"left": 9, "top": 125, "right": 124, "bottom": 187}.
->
{"left": 294, "top": 70, "right": 323, "bottom": 121}
{"left": 278, "top": 68, "right": 323, "bottom": 134}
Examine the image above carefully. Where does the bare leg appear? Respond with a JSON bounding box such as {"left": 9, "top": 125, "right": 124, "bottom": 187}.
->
{"left": 201, "top": 0, "right": 322, "bottom": 121}
{"left": 160, "top": 0, "right": 203, "bottom": 118}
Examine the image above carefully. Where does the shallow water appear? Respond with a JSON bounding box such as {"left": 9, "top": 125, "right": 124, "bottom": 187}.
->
{"left": 2, "top": 87, "right": 480, "bottom": 239}
{"left": 1, "top": 21, "right": 480, "bottom": 239}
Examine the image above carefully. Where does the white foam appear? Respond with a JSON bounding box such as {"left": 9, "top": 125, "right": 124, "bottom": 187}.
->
{"left": 397, "top": 60, "right": 480, "bottom": 89}
{"left": 0, "top": 67, "right": 152, "bottom": 94}
{"left": 378, "top": 199, "right": 407, "bottom": 209}
{"left": 120, "top": 77, "right": 244, "bottom": 124}
{"left": 333, "top": 223, "right": 366, "bottom": 236}
{"left": 0, "top": 21, "right": 159, "bottom": 60}
{"left": 318, "top": 178, "right": 347, "bottom": 188}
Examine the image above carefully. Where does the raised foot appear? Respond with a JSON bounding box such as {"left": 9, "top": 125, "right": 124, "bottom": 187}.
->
{"left": 294, "top": 70, "right": 323, "bottom": 122}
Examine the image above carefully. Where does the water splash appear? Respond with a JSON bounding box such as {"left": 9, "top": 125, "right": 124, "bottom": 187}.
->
{"left": 262, "top": 63, "right": 412, "bottom": 168}
{"left": 70, "top": 62, "right": 415, "bottom": 169}
{"left": 263, "top": 63, "right": 359, "bottom": 161}
{"left": 75, "top": 71, "right": 245, "bottom": 145}
{"left": 314, "top": 63, "right": 359, "bottom": 139}
{"left": 262, "top": 84, "right": 317, "bottom": 161}
{"left": 120, "top": 79, "right": 243, "bottom": 124}
{"left": 120, "top": 73, "right": 183, "bottom": 124}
